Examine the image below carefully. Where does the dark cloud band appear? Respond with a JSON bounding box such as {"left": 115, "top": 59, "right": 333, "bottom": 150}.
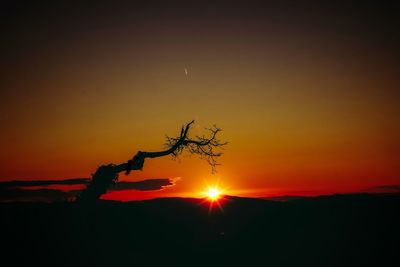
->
{"left": 0, "top": 178, "right": 179, "bottom": 202}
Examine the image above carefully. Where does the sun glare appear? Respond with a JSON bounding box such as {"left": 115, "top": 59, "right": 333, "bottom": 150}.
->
{"left": 201, "top": 182, "right": 227, "bottom": 212}
{"left": 207, "top": 187, "right": 221, "bottom": 201}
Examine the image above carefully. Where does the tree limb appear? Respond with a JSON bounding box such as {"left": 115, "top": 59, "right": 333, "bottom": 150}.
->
{"left": 78, "top": 120, "right": 227, "bottom": 202}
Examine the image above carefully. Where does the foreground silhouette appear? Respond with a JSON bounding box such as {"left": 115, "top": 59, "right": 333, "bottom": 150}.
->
{"left": 78, "top": 120, "right": 227, "bottom": 202}
{"left": 1, "top": 194, "right": 398, "bottom": 266}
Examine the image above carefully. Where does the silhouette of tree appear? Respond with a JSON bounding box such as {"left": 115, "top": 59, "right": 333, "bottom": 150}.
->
{"left": 78, "top": 120, "right": 227, "bottom": 202}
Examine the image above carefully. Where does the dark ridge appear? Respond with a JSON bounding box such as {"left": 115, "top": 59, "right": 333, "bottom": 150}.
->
{"left": 1, "top": 193, "right": 398, "bottom": 266}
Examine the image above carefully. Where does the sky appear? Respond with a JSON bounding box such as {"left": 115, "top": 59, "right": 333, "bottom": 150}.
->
{"left": 1, "top": 1, "right": 399, "bottom": 200}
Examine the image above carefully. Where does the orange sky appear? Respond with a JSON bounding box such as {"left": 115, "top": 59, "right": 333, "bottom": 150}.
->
{"left": 1, "top": 1, "right": 399, "bottom": 199}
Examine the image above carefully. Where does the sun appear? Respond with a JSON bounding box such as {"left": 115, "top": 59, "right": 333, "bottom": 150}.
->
{"left": 206, "top": 187, "right": 221, "bottom": 201}
{"left": 201, "top": 183, "right": 227, "bottom": 212}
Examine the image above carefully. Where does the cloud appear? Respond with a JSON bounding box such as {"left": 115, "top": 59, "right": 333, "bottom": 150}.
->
{"left": 111, "top": 178, "right": 179, "bottom": 191}
{"left": 0, "top": 177, "right": 179, "bottom": 202}
{"left": 0, "top": 188, "right": 78, "bottom": 202}
{"left": 363, "top": 185, "right": 400, "bottom": 194}
{"left": 0, "top": 178, "right": 89, "bottom": 189}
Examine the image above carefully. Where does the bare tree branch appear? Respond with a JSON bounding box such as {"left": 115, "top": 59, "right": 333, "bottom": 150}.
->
{"left": 165, "top": 124, "right": 228, "bottom": 173}
{"left": 78, "top": 120, "right": 227, "bottom": 202}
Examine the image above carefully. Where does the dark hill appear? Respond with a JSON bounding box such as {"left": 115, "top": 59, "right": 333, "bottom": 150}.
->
{"left": 1, "top": 194, "right": 399, "bottom": 266}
